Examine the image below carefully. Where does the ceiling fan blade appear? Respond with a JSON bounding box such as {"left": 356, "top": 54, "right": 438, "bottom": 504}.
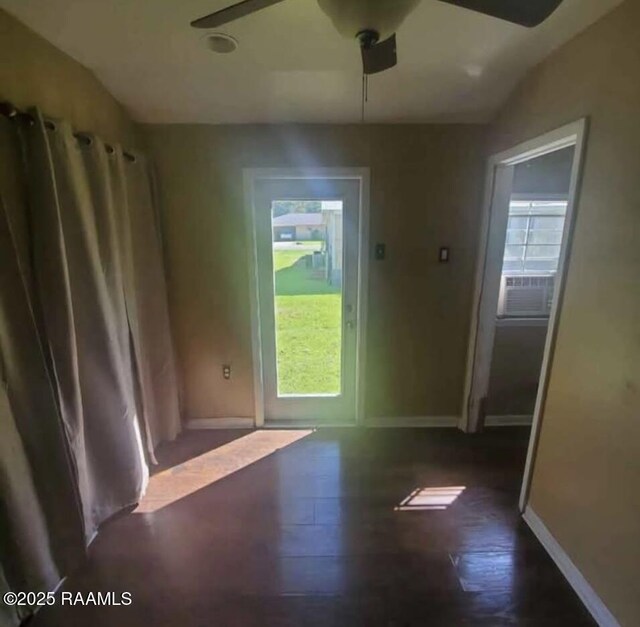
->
{"left": 437, "top": 0, "right": 563, "bottom": 27}
{"left": 191, "top": 0, "right": 286, "bottom": 29}
{"left": 362, "top": 34, "right": 397, "bottom": 75}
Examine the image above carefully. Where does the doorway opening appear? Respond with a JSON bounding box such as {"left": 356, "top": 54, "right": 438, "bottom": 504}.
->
{"left": 244, "top": 169, "right": 369, "bottom": 427}
{"left": 461, "top": 120, "right": 588, "bottom": 510}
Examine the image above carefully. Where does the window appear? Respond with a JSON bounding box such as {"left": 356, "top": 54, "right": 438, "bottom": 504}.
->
{"left": 502, "top": 200, "right": 567, "bottom": 275}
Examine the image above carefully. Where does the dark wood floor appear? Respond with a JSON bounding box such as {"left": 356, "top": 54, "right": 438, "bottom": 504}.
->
{"left": 31, "top": 427, "right": 594, "bottom": 626}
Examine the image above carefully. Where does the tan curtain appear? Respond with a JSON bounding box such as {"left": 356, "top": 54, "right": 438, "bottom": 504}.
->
{"left": 23, "top": 112, "right": 149, "bottom": 538}
{"left": 1, "top": 563, "right": 19, "bottom": 627}
{"left": 1, "top": 108, "right": 181, "bottom": 624}
{"left": 0, "top": 119, "right": 84, "bottom": 626}
{"left": 121, "top": 155, "right": 181, "bottom": 449}
{"left": 0, "top": 390, "right": 58, "bottom": 626}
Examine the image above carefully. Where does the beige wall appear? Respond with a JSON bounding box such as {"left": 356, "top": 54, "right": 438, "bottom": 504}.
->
{"left": 492, "top": 1, "right": 640, "bottom": 624}
{"left": 0, "top": 8, "right": 135, "bottom": 146}
{"left": 142, "top": 124, "right": 487, "bottom": 420}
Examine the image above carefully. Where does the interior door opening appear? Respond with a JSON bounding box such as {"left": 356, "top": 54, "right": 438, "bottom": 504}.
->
{"left": 462, "top": 120, "right": 588, "bottom": 511}
{"left": 488, "top": 146, "right": 575, "bottom": 421}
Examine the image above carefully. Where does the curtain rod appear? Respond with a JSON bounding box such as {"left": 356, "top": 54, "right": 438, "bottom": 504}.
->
{"left": 0, "top": 100, "right": 137, "bottom": 162}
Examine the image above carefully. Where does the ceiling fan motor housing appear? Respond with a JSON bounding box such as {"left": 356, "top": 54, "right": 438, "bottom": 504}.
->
{"left": 317, "top": 0, "right": 421, "bottom": 41}
{"left": 357, "top": 29, "right": 380, "bottom": 49}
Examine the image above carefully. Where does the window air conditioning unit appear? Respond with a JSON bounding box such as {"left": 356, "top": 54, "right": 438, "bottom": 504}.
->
{"left": 498, "top": 275, "right": 555, "bottom": 317}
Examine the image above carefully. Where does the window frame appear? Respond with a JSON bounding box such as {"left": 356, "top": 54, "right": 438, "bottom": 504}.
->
{"left": 503, "top": 200, "right": 568, "bottom": 276}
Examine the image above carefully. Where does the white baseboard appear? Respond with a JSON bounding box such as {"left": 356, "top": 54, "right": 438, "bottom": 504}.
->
{"left": 485, "top": 414, "right": 533, "bottom": 426}
{"left": 188, "top": 416, "right": 460, "bottom": 429}
{"left": 185, "top": 416, "right": 460, "bottom": 429}
{"left": 523, "top": 506, "right": 620, "bottom": 627}
{"left": 186, "top": 417, "right": 255, "bottom": 430}
{"left": 263, "top": 420, "right": 353, "bottom": 428}
{"left": 365, "top": 416, "right": 459, "bottom": 428}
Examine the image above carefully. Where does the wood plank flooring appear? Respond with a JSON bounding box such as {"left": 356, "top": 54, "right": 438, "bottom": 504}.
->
{"left": 30, "top": 427, "right": 595, "bottom": 626}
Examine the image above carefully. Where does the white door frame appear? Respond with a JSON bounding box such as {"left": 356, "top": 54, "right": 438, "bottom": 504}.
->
{"left": 459, "top": 119, "right": 588, "bottom": 511}
{"left": 243, "top": 167, "right": 370, "bottom": 428}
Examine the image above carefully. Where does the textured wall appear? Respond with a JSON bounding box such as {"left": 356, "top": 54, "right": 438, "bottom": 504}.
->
{"left": 142, "top": 123, "right": 487, "bottom": 420}
{"left": 0, "top": 8, "right": 135, "bottom": 146}
{"left": 491, "top": 1, "right": 640, "bottom": 624}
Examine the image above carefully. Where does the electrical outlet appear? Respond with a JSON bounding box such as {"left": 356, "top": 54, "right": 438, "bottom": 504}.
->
{"left": 222, "top": 364, "right": 231, "bottom": 380}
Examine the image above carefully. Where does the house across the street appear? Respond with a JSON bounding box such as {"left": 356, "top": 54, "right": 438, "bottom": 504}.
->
{"left": 272, "top": 212, "right": 324, "bottom": 241}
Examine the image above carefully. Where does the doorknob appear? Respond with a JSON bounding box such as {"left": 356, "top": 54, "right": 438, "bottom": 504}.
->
{"left": 346, "top": 320, "right": 356, "bottom": 330}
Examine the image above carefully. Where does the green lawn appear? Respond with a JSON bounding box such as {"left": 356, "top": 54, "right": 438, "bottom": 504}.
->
{"left": 273, "top": 242, "right": 342, "bottom": 395}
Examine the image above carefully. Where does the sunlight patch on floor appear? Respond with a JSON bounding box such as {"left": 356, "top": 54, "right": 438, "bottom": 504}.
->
{"left": 136, "top": 430, "right": 313, "bottom": 513}
{"left": 395, "top": 486, "right": 466, "bottom": 511}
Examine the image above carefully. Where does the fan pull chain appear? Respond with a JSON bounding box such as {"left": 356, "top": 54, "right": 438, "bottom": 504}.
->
{"left": 361, "top": 73, "right": 369, "bottom": 123}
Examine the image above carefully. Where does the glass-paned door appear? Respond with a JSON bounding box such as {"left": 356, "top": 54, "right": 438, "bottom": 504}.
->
{"left": 253, "top": 178, "right": 360, "bottom": 423}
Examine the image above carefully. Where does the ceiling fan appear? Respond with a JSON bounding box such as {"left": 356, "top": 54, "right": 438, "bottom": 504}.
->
{"left": 191, "top": 0, "right": 564, "bottom": 75}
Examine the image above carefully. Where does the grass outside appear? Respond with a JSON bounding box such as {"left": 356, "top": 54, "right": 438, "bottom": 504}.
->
{"left": 273, "top": 241, "right": 342, "bottom": 395}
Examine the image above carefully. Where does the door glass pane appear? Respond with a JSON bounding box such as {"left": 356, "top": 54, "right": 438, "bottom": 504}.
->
{"left": 271, "top": 200, "right": 343, "bottom": 396}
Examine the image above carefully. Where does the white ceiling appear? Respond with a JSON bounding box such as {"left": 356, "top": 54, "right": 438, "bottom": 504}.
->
{"left": 2, "top": 0, "right": 623, "bottom": 124}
